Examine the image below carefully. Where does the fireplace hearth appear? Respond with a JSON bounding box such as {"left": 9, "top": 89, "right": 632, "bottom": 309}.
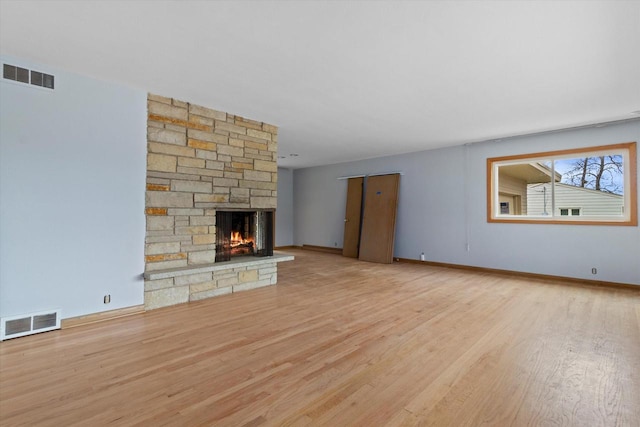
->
{"left": 215, "top": 210, "right": 273, "bottom": 262}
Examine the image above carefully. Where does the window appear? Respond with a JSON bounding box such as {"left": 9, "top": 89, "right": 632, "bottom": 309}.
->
{"left": 487, "top": 142, "right": 637, "bottom": 225}
{"left": 559, "top": 208, "right": 580, "bottom": 216}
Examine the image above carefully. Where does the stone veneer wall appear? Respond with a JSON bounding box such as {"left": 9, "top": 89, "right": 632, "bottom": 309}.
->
{"left": 144, "top": 93, "right": 278, "bottom": 309}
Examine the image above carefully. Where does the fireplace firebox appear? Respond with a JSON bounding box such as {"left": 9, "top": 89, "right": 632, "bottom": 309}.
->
{"left": 215, "top": 210, "right": 274, "bottom": 262}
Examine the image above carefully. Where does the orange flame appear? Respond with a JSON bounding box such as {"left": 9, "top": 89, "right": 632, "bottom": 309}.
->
{"left": 230, "top": 231, "right": 254, "bottom": 247}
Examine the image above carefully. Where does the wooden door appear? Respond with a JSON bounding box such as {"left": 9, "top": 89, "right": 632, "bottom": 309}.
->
{"left": 358, "top": 174, "right": 400, "bottom": 264}
{"left": 342, "top": 177, "right": 364, "bottom": 258}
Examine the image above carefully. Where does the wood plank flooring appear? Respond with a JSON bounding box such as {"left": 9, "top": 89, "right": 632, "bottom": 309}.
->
{"left": 1, "top": 249, "right": 639, "bottom": 426}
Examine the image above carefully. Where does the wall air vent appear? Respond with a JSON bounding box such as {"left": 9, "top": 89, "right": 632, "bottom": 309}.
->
{"left": 3, "top": 63, "right": 54, "bottom": 89}
{"left": 1, "top": 309, "right": 61, "bottom": 341}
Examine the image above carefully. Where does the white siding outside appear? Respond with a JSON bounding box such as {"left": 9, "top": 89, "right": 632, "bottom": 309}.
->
{"left": 527, "top": 183, "right": 624, "bottom": 217}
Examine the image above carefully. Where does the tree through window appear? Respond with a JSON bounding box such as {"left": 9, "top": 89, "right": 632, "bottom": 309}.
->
{"left": 560, "top": 155, "right": 623, "bottom": 194}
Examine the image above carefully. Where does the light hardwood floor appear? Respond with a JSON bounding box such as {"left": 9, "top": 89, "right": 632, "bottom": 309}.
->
{"left": 1, "top": 249, "right": 639, "bottom": 426}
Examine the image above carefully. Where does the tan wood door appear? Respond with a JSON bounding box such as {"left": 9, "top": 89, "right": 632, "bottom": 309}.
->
{"left": 359, "top": 174, "right": 400, "bottom": 264}
{"left": 342, "top": 177, "right": 364, "bottom": 258}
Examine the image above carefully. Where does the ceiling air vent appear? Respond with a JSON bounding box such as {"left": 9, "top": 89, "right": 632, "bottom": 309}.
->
{"left": 1, "top": 309, "right": 61, "bottom": 341}
{"left": 3, "top": 63, "right": 54, "bottom": 89}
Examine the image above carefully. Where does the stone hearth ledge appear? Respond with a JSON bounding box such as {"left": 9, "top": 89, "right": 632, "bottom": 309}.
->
{"left": 144, "top": 251, "right": 294, "bottom": 280}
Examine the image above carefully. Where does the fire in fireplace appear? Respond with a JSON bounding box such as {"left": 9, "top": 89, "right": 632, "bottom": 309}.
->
{"left": 215, "top": 210, "right": 274, "bottom": 262}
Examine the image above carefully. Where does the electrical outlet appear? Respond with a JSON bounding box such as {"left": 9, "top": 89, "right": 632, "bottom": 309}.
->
{"left": 591, "top": 268, "right": 597, "bottom": 275}
{"left": 104, "top": 294, "right": 111, "bottom": 304}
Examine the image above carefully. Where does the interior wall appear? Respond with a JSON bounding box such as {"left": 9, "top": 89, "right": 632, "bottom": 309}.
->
{"left": 276, "top": 167, "right": 294, "bottom": 246}
{"left": 293, "top": 120, "right": 640, "bottom": 285}
{"left": 0, "top": 55, "right": 147, "bottom": 319}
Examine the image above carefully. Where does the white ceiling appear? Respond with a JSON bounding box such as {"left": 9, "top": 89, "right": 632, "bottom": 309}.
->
{"left": 1, "top": 1, "right": 639, "bottom": 169}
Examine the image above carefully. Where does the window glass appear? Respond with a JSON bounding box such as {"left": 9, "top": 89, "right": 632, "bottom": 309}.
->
{"left": 488, "top": 142, "right": 636, "bottom": 225}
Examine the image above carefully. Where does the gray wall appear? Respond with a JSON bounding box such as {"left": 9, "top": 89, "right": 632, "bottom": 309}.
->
{"left": 0, "top": 55, "right": 147, "bottom": 319}
{"left": 276, "top": 167, "right": 294, "bottom": 246}
{"left": 293, "top": 120, "right": 640, "bottom": 285}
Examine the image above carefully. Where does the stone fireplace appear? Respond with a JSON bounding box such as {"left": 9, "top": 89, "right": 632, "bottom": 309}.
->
{"left": 143, "top": 94, "right": 292, "bottom": 310}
